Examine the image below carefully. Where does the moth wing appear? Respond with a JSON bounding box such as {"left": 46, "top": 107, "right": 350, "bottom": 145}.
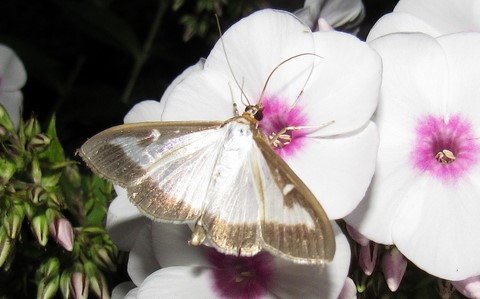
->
{"left": 79, "top": 121, "right": 227, "bottom": 222}
{"left": 253, "top": 132, "right": 336, "bottom": 264}
{"left": 198, "top": 122, "right": 263, "bottom": 256}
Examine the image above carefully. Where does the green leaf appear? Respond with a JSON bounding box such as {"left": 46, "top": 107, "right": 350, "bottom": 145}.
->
{"left": 40, "top": 116, "right": 65, "bottom": 164}
{"left": 53, "top": 0, "right": 141, "bottom": 58}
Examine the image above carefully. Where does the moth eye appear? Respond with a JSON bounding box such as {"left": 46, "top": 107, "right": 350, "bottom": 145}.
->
{"left": 254, "top": 111, "right": 263, "bottom": 121}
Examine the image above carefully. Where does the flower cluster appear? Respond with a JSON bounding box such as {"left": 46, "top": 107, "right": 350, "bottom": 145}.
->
{"left": 108, "top": 6, "right": 382, "bottom": 299}
{"left": 32, "top": 0, "right": 478, "bottom": 298}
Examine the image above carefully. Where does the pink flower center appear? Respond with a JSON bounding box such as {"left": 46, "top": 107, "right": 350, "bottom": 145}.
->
{"left": 412, "top": 114, "right": 480, "bottom": 182}
{"left": 208, "top": 249, "right": 275, "bottom": 299}
{"left": 258, "top": 96, "right": 308, "bottom": 158}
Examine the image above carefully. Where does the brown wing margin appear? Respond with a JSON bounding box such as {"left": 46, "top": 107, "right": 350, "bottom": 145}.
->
{"left": 253, "top": 130, "right": 336, "bottom": 264}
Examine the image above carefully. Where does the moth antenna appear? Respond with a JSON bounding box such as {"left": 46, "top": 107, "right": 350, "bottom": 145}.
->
{"left": 228, "top": 83, "right": 240, "bottom": 116}
{"left": 258, "top": 53, "right": 323, "bottom": 107}
{"left": 215, "top": 14, "right": 252, "bottom": 106}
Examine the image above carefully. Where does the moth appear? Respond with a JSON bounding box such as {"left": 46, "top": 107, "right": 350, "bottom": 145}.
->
{"left": 79, "top": 52, "right": 336, "bottom": 265}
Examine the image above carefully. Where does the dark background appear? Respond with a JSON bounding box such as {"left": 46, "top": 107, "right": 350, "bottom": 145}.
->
{"left": 0, "top": 0, "right": 399, "bottom": 157}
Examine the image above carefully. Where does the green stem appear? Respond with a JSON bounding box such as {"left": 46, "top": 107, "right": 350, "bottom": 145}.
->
{"left": 120, "top": 0, "right": 169, "bottom": 104}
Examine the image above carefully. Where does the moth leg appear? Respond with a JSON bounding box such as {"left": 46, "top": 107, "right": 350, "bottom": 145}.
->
{"left": 269, "top": 120, "right": 335, "bottom": 148}
{"left": 189, "top": 218, "right": 207, "bottom": 246}
{"left": 268, "top": 126, "right": 298, "bottom": 148}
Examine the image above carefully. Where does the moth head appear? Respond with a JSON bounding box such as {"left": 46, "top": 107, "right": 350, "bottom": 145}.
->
{"left": 244, "top": 104, "right": 264, "bottom": 122}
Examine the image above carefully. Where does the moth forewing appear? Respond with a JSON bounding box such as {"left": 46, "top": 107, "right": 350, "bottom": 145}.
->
{"left": 253, "top": 130, "right": 336, "bottom": 264}
{"left": 79, "top": 120, "right": 226, "bottom": 222}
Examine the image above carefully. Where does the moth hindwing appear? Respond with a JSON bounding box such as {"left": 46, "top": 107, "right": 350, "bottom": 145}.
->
{"left": 80, "top": 117, "right": 335, "bottom": 265}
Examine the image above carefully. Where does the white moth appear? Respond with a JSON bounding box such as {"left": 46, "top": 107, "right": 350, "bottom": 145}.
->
{"left": 80, "top": 27, "right": 335, "bottom": 265}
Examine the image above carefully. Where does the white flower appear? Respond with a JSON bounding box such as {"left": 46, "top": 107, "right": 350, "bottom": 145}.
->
{"left": 111, "top": 219, "right": 351, "bottom": 299}
{"left": 0, "top": 44, "right": 26, "bottom": 129}
{"left": 160, "top": 9, "right": 381, "bottom": 219}
{"left": 345, "top": 32, "right": 480, "bottom": 280}
{"left": 367, "top": 0, "right": 480, "bottom": 41}
{"left": 106, "top": 8, "right": 381, "bottom": 298}
{"left": 295, "top": 0, "right": 365, "bottom": 33}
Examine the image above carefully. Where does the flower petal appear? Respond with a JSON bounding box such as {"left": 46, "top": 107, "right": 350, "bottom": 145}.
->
{"left": 287, "top": 121, "right": 378, "bottom": 219}
{"left": 106, "top": 186, "right": 149, "bottom": 251}
{"left": 111, "top": 282, "right": 136, "bottom": 299}
{"left": 269, "top": 222, "right": 350, "bottom": 299}
{"left": 128, "top": 225, "right": 160, "bottom": 286}
{"left": 205, "top": 9, "right": 316, "bottom": 105}
{"left": 299, "top": 31, "right": 381, "bottom": 136}
{"left": 367, "top": 13, "right": 439, "bottom": 41}
{"left": 392, "top": 176, "right": 480, "bottom": 280}
{"left": 394, "top": 0, "right": 480, "bottom": 34}
{"left": 337, "top": 277, "right": 357, "bottom": 299}
{"left": 162, "top": 69, "right": 236, "bottom": 121}
{"left": 371, "top": 33, "right": 449, "bottom": 118}
{"left": 436, "top": 33, "right": 480, "bottom": 129}
{"left": 0, "top": 45, "right": 26, "bottom": 91}
{"left": 151, "top": 223, "right": 210, "bottom": 268}
{"left": 136, "top": 266, "right": 219, "bottom": 298}
{"left": 124, "top": 100, "right": 165, "bottom": 123}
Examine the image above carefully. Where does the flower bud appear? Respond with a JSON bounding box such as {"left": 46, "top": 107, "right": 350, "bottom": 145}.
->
{"left": 451, "top": 275, "right": 480, "bottom": 298}
{"left": 27, "top": 185, "right": 48, "bottom": 205}
{"left": 359, "top": 241, "right": 378, "bottom": 276}
{"left": 84, "top": 262, "right": 110, "bottom": 298}
{"left": 49, "top": 218, "right": 74, "bottom": 251}
{"left": 89, "top": 272, "right": 109, "bottom": 299}
{"left": 0, "top": 104, "right": 16, "bottom": 133}
{"left": 382, "top": 246, "right": 407, "bottom": 292}
{"left": 0, "top": 228, "right": 14, "bottom": 268}
{"left": 0, "top": 125, "right": 9, "bottom": 141}
{"left": 59, "top": 271, "right": 72, "bottom": 299}
{"left": 47, "top": 192, "right": 64, "bottom": 207}
{"left": 92, "top": 247, "right": 116, "bottom": 271}
{"left": 31, "top": 214, "right": 49, "bottom": 246}
{"left": 31, "top": 157, "right": 42, "bottom": 184}
{"left": 0, "top": 156, "right": 17, "bottom": 185}
{"left": 346, "top": 224, "right": 370, "bottom": 246}
{"left": 23, "top": 116, "right": 41, "bottom": 140}
{"left": 37, "top": 275, "right": 60, "bottom": 299}
{"left": 71, "top": 271, "right": 89, "bottom": 299}
{"left": 3, "top": 202, "right": 25, "bottom": 238}
{"left": 28, "top": 133, "right": 51, "bottom": 152}
{"left": 42, "top": 257, "right": 61, "bottom": 279}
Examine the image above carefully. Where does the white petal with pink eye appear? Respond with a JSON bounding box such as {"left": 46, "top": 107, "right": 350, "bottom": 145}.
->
{"left": 300, "top": 31, "right": 381, "bottom": 137}
{"left": 124, "top": 100, "right": 165, "bottom": 123}
{"left": 287, "top": 122, "right": 378, "bottom": 219}
{"left": 111, "top": 282, "right": 136, "bottom": 299}
{"left": 367, "top": 13, "right": 438, "bottom": 41}
{"left": 0, "top": 45, "right": 26, "bottom": 91}
{"left": 162, "top": 69, "right": 236, "bottom": 121}
{"left": 151, "top": 223, "right": 210, "bottom": 268}
{"left": 392, "top": 177, "right": 480, "bottom": 280}
{"left": 136, "top": 266, "right": 220, "bottom": 298}
{"left": 270, "top": 222, "right": 350, "bottom": 299}
{"left": 106, "top": 187, "right": 149, "bottom": 251}
{"left": 205, "top": 9, "right": 315, "bottom": 104}
{"left": 127, "top": 225, "right": 159, "bottom": 286}
{"left": 437, "top": 33, "right": 480, "bottom": 128}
